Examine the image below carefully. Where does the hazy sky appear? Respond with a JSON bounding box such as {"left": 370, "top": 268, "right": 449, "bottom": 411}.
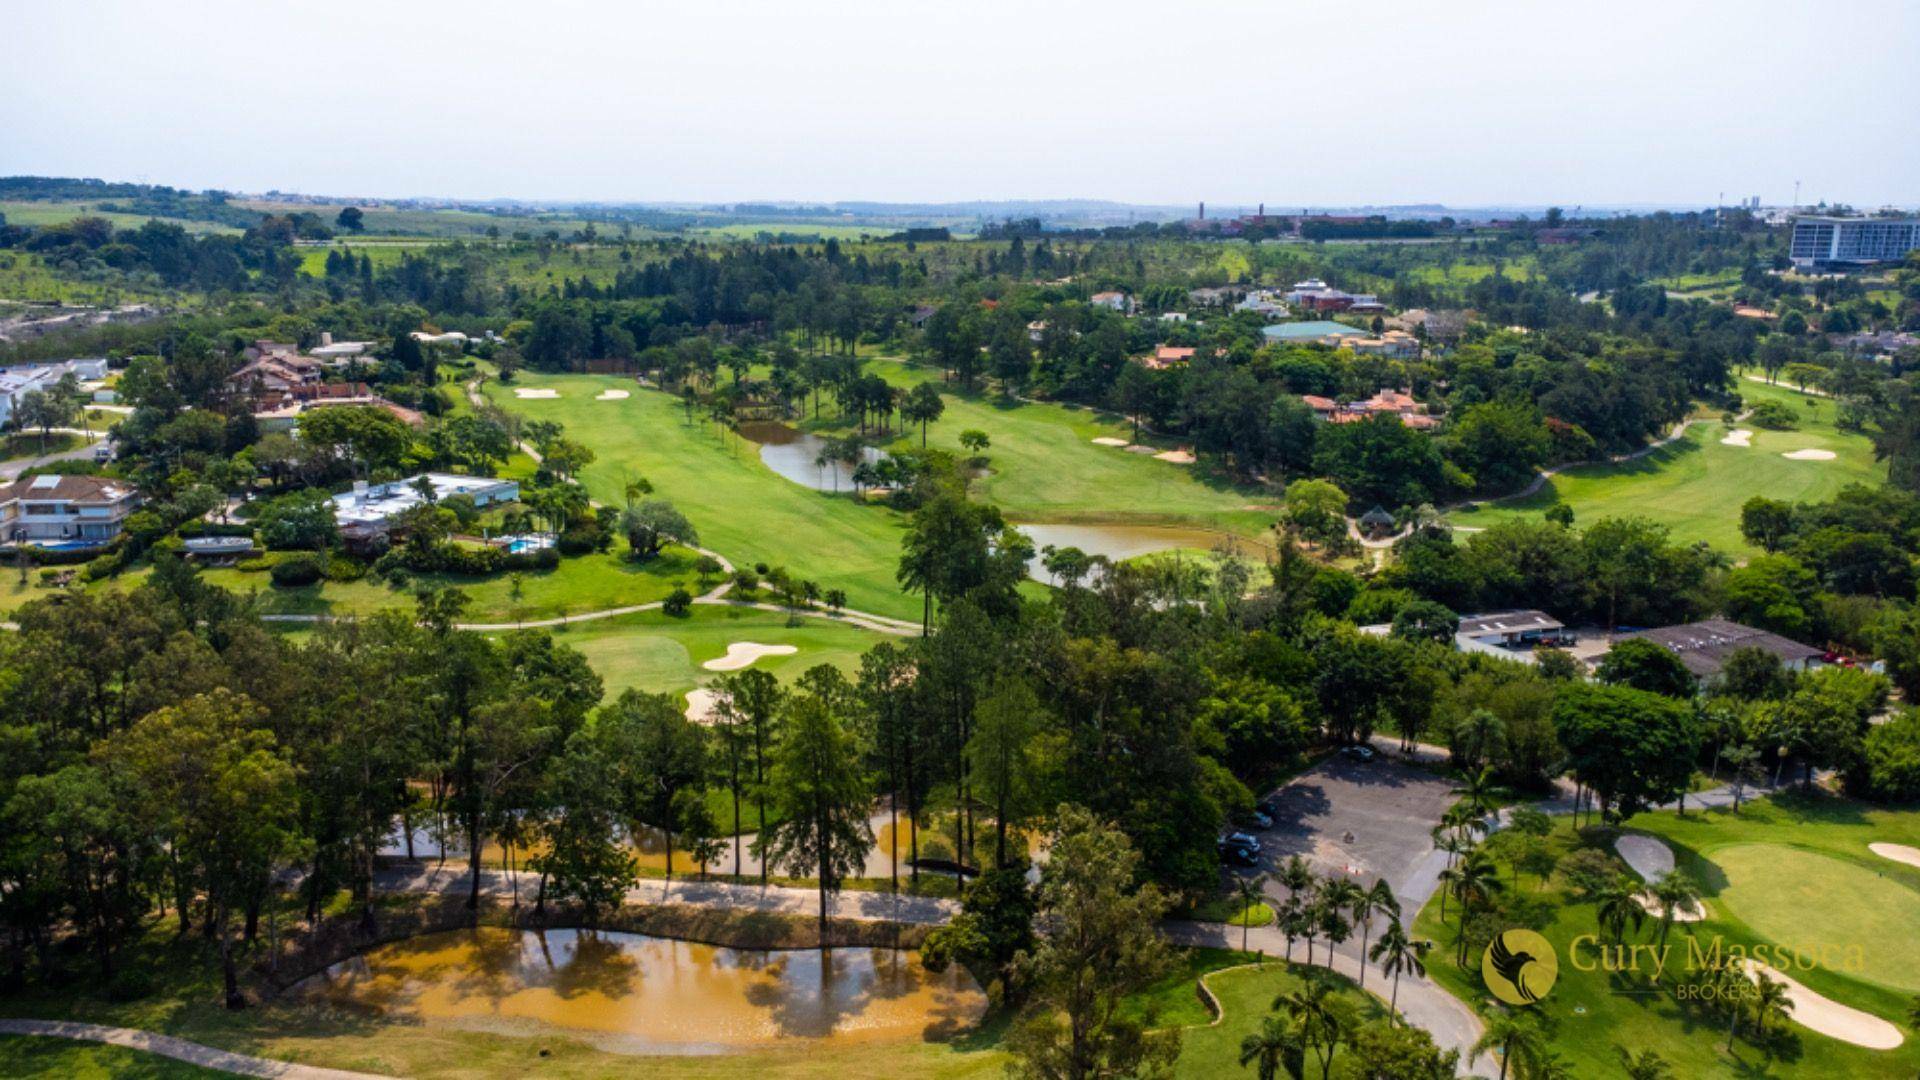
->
{"left": 5, "top": 0, "right": 1916, "bottom": 208}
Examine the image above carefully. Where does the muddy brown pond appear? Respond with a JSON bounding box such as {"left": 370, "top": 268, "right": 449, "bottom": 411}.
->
{"left": 296, "top": 927, "right": 986, "bottom": 1055}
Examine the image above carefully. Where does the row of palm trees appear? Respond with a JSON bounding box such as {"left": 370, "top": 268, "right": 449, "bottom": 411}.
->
{"left": 1234, "top": 856, "right": 1442, "bottom": 1078}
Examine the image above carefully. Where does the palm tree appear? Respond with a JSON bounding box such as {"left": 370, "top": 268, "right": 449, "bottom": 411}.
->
{"left": 1470, "top": 1007, "right": 1546, "bottom": 1080}
{"left": 1751, "top": 967, "right": 1793, "bottom": 1040}
{"left": 1276, "top": 895, "right": 1306, "bottom": 962}
{"left": 1649, "top": 869, "right": 1702, "bottom": 955}
{"left": 1238, "top": 1015, "right": 1305, "bottom": 1080}
{"left": 1316, "top": 878, "right": 1363, "bottom": 966}
{"left": 1274, "top": 978, "right": 1348, "bottom": 1080}
{"left": 1450, "top": 852, "right": 1502, "bottom": 917}
{"left": 1353, "top": 878, "right": 1399, "bottom": 990}
{"left": 1619, "top": 1047, "right": 1673, "bottom": 1080}
{"left": 1235, "top": 873, "right": 1270, "bottom": 957}
{"left": 1457, "top": 766, "right": 1499, "bottom": 816}
{"left": 1595, "top": 875, "right": 1648, "bottom": 944}
{"left": 1280, "top": 854, "right": 1314, "bottom": 899}
{"left": 1368, "top": 917, "right": 1432, "bottom": 1024}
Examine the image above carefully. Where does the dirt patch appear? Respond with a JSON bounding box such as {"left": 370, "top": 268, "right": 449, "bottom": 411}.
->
{"left": 1740, "top": 960, "right": 1905, "bottom": 1050}
{"left": 1782, "top": 448, "right": 1837, "bottom": 460}
{"left": 1870, "top": 842, "right": 1920, "bottom": 870}
{"left": 703, "top": 641, "right": 800, "bottom": 671}
{"left": 513, "top": 388, "right": 559, "bottom": 399}
{"left": 1720, "top": 429, "right": 1753, "bottom": 447}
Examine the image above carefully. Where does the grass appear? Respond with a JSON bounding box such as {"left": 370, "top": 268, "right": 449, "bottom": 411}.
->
{"left": 487, "top": 373, "right": 922, "bottom": 620}
{"left": 1448, "top": 379, "right": 1882, "bottom": 553}
{"left": 864, "top": 361, "right": 1273, "bottom": 533}
{"left": 0, "top": 199, "right": 242, "bottom": 235}
{"left": 0, "top": 1036, "right": 228, "bottom": 1078}
{"left": 1412, "top": 793, "right": 1920, "bottom": 1078}
{"left": 538, "top": 604, "right": 891, "bottom": 701}
{"left": 1170, "top": 961, "right": 1389, "bottom": 1079}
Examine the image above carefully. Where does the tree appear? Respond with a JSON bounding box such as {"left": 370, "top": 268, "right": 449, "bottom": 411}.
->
{"left": 1282, "top": 478, "right": 1349, "bottom": 548}
{"left": 1238, "top": 1016, "right": 1306, "bottom": 1080}
{"left": 901, "top": 381, "right": 946, "bottom": 447}
{"left": 959, "top": 428, "right": 991, "bottom": 458}
{"left": 620, "top": 499, "right": 698, "bottom": 558}
{"left": 1368, "top": 917, "right": 1432, "bottom": 1023}
{"left": 969, "top": 675, "right": 1048, "bottom": 870}
{"left": 1595, "top": 875, "right": 1647, "bottom": 944}
{"left": 336, "top": 206, "right": 365, "bottom": 231}
{"left": 13, "top": 388, "right": 78, "bottom": 453}
{"left": 1740, "top": 496, "right": 1795, "bottom": 552}
{"left": 921, "top": 866, "right": 1037, "bottom": 999}
{"left": 1619, "top": 1048, "right": 1673, "bottom": 1080}
{"left": 1006, "top": 805, "right": 1180, "bottom": 1080}
{"left": 1274, "top": 976, "right": 1356, "bottom": 1079}
{"left": 751, "top": 681, "right": 873, "bottom": 935}
{"left": 1649, "top": 869, "right": 1702, "bottom": 956}
{"left": 1470, "top": 1007, "right": 1546, "bottom": 1080}
{"left": 608, "top": 690, "right": 709, "bottom": 888}
{"left": 1553, "top": 683, "right": 1698, "bottom": 822}
{"left": 1750, "top": 967, "right": 1794, "bottom": 1039}
{"left": 103, "top": 689, "right": 299, "bottom": 1008}
{"left": 1595, "top": 639, "right": 1698, "bottom": 699}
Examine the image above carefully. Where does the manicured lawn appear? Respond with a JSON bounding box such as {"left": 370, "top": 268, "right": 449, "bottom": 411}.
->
{"left": 536, "top": 604, "right": 891, "bottom": 702}
{"left": 0, "top": 1036, "right": 227, "bottom": 1079}
{"left": 486, "top": 372, "right": 924, "bottom": 620}
{"left": 1449, "top": 379, "right": 1881, "bottom": 554}
{"left": 1163, "top": 957, "right": 1389, "bottom": 1079}
{"left": 1413, "top": 794, "right": 1920, "bottom": 1078}
{"left": 866, "top": 361, "right": 1273, "bottom": 533}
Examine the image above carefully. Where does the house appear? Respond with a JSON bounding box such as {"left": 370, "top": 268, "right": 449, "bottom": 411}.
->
{"left": 0, "top": 473, "right": 142, "bottom": 548}
{"left": 1615, "top": 620, "right": 1826, "bottom": 681}
{"left": 1357, "top": 505, "right": 1397, "bottom": 536}
{"left": 409, "top": 331, "right": 469, "bottom": 346}
{"left": 1140, "top": 346, "right": 1196, "bottom": 370}
{"left": 330, "top": 474, "right": 521, "bottom": 542}
{"left": 1299, "top": 387, "right": 1436, "bottom": 429}
{"left": 1344, "top": 330, "right": 1422, "bottom": 360}
{"left": 1089, "top": 291, "right": 1132, "bottom": 312}
{"left": 1235, "top": 289, "right": 1290, "bottom": 320}
{"left": 0, "top": 358, "right": 110, "bottom": 428}
{"left": 1026, "top": 320, "right": 1049, "bottom": 342}
{"left": 1284, "top": 279, "right": 1383, "bottom": 313}
{"left": 1388, "top": 308, "right": 1470, "bottom": 345}
{"left": 1159, "top": 312, "right": 1189, "bottom": 323}
{"left": 254, "top": 383, "right": 426, "bottom": 432}
{"left": 1454, "top": 610, "right": 1567, "bottom": 662}
{"left": 1188, "top": 286, "right": 1244, "bottom": 308}
{"left": 908, "top": 305, "right": 937, "bottom": 328}
{"left": 310, "top": 332, "right": 374, "bottom": 363}
{"left": 1838, "top": 330, "right": 1920, "bottom": 360}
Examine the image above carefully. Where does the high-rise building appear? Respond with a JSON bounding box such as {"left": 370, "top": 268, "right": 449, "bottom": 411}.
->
{"left": 1790, "top": 215, "right": 1920, "bottom": 268}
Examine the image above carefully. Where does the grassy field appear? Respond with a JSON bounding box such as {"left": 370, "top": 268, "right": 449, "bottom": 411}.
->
{"left": 538, "top": 605, "right": 890, "bottom": 701}
{"left": 0, "top": 1036, "right": 226, "bottom": 1078}
{"left": 0, "top": 250, "right": 183, "bottom": 306}
{"left": 0, "top": 199, "right": 242, "bottom": 235}
{"left": 1, "top": 545, "right": 703, "bottom": 622}
{"left": 1448, "top": 379, "right": 1882, "bottom": 553}
{"left": 1413, "top": 793, "right": 1920, "bottom": 1078}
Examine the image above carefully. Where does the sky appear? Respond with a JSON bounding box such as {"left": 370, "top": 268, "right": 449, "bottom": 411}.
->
{"left": 4, "top": 0, "right": 1917, "bottom": 209}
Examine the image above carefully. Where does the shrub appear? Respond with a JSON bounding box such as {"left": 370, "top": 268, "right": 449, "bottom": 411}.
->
{"left": 105, "top": 968, "right": 156, "bottom": 1003}
{"left": 270, "top": 553, "right": 326, "bottom": 587}
{"left": 325, "top": 555, "right": 368, "bottom": 582}
{"left": 81, "top": 550, "right": 125, "bottom": 581}
{"left": 1850, "top": 710, "right": 1920, "bottom": 802}
{"left": 663, "top": 587, "right": 693, "bottom": 616}
{"left": 1748, "top": 399, "right": 1799, "bottom": 430}
{"left": 234, "top": 556, "right": 273, "bottom": 573}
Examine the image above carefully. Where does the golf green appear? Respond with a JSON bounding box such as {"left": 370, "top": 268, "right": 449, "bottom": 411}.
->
{"left": 1711, "top": 843, "right": 1920, "bottom": 992}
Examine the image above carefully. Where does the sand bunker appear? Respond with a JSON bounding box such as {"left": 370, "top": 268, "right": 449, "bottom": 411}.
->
{"left": 1634, "top": 891, "right": 1706, "bottom": 923}
{"left": 1154, "top": 449, "right": 1197, "bottom": 464}
{"left": 703, "top": 642, "right": 799, "bottom": 672}
{"left": 1782, "top": 448, "right": 1837, "bottom": 460}
{"left": 1721, "top": 429, "right": 1753, "bottom": 447}
{"left": 1616, "top": 835, "right": 1675, "bottom": 880}
{"left": 1870, "top": 842, "right": 1920, "bottom": 870}
{"left": 1091, "top": 436, "right": 1129, "bottom": 447}
{"left": 514, "top": 388, "right": 560, "bottom": 399}
{"left": 1740, "top": 960, "right": 1905, "bottom": 1049}
{"left": 1123, "top": 444, "right": 1157, "bottom": 455}
{"left": 595, "top": 389, "right": 631, "bottom": 401}
{"left": 684, "top": 688, "right": 722, "bottom": 724}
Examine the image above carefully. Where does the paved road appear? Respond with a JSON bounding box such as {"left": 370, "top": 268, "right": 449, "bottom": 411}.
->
{"left": 0, "top": 1019, "right": 390, "bottom": 1079}
{"left": 0, "top": 433, "right": 105, "bottom": 481}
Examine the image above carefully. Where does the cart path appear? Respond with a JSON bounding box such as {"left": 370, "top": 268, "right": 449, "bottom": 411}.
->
{"left": 0, "top": 1019, "right": 392, "bottom": 1079}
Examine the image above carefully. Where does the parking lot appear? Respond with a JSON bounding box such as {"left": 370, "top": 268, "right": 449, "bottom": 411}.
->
{"left": 1238, "top": 748, "right": 1460, "bottom": 910}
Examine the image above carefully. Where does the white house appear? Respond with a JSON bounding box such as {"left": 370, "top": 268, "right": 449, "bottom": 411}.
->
{"left": 0, "top": 358, "right": 110, "bottom": 428}
{"left": 0, "top": 473, "right": 142, "bottom": 547}
{"left": 330, "top": 473, "right": 520, "bottom": 540}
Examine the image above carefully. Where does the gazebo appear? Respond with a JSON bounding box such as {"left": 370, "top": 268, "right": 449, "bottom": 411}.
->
{"left": 1357, "top": 505, "right": 1397, "bottom": 538}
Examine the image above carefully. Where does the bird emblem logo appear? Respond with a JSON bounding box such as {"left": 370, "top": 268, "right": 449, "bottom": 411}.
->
{"left": 1482, "top": 929, "right": 1558, "bottom": 1006}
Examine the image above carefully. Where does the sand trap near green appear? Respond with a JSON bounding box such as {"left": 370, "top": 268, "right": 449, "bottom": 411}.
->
{"left": 1870, "top": 842, "right": 1920, "bottom": 870}
{"left": 1713, "top": 843, "right": 1920, "bottom": 992}
{"left": 702, "top": 641, "right": 799, "bottom": 671}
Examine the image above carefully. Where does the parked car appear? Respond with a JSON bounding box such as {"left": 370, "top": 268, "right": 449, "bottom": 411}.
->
{"left": 1236, "top": 809, "right": 1275, "bottom": 831}
{"left": 1218, "top": 840, "right": 1260, "bottom": 867}
{"left": 1341, "top": 744, "right": 1377, "bottom": 763}
{"left": 1256, "top": 796, "right": 1283, "bottom": 819}
{"left": 1222, "top": 831, "right": 1261, "bottom": 852}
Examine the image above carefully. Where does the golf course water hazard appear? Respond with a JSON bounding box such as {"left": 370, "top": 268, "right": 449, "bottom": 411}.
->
{"left": 738, "top": 421, "right": 888, "bottom": 491}
{"left": 297, "top": 928, "right": 986, "bottom": 1054}
{"left": 1016, "top": 522, "right": 1262, "bottom": 585}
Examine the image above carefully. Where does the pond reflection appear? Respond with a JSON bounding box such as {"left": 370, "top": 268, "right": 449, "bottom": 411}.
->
{"left": 296, "top": 928, "right": 985, "bottom": 1055}
{"left": 738, "top": 421, "right": 888, "bottom": 492}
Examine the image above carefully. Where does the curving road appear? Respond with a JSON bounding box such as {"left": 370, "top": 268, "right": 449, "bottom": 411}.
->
{"left": 0, "top": 1019, "right": 390, "bottom": 1079}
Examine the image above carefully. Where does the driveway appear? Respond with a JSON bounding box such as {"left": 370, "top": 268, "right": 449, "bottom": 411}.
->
{"left": 1248, "top": 750, "right": 1460, "bottom": 912}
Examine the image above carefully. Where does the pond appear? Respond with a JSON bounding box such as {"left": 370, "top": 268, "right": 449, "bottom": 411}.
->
{"left": 381, "top": 819, "right": 714, "bottom": 876}
{"left": 738, "top": 421, "right": 888, "bottom": 492}
{"left": 294, "top": 928, "right": 985, "bottom": 1054}
{"left": 1016, "top": 522, "right": 1263, "bottom": 586}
